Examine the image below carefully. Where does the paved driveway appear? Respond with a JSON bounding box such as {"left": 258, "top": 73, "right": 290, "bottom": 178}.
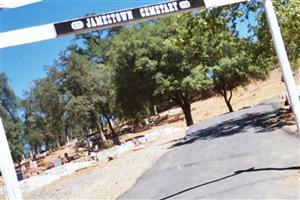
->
{"left": 120, "top": 103, "right": 300, "bottom": 199}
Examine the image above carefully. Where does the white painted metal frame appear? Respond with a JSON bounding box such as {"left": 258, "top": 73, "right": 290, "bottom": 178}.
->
{"left": 0, "top": 24, "right": 57, "bottom": 48}
{"left": 204, "top": 0, "right": 249, "bottom": 8}
{"left": 0, "top": 0, "right": 41, "bottom": 9}
{"left": 263, "top": 0, "right": 300, "bottom": 132}
{"left": 0, "top": 118, "right": 23, "bottom": 200}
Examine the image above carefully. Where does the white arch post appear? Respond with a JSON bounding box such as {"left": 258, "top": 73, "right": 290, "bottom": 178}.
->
{"left": 0, "top": 118, "right": 23, "bottom": 200}
{"left": 263, "top": 0, "right": 300, "bottom": 133}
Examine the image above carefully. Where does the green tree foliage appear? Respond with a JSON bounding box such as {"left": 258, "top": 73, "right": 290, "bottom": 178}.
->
{"left": 228, "top": 0, "right": 300, "bottom": 68}
{"left": 258, "top": 0, "right": 300, "bottom": 66}
{"left": 108, "top": 19, "right": 212, "bottom": 126}
{"left": 154, "top": 26, "right": 212, "bottom": 125}
{"left": 72, "top": 31, "right": 118, "bottom": 136}
{"left": 34, "top": 67, "right": 66, "bottom": 147}
{"left": 73, "top": 29, "right": 122, "bottom": 64}
{"left": 173, "top": 12, "right": 269, "bottom": 112}
{"left": 19, "top": 2, "right": 290, "bottom": 150}
{"left": 21, "top": 90, "right": 47, "bottom": 154}
{"left": 22, "top": 66, "right": 68, "bottom": 152}
{"left": 21, "top": 47, "right": 118, "bottom": 150}
{"left": 0, "top": 73, "right": 24, "bottom": 163}
{"left": 62, "top": 51, "right": 107, "bottom": 142}
{"left": 93, "top": 64, "right": 117, "bottom": 136}
{"left": 108, "top": 26, "right": 160, "bottom": 126}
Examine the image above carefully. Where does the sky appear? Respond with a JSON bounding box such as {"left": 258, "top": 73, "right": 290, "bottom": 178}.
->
{"left": 0, "top": 0, "right": 164, "bottom": 98}
{"left": 0, "top": 0, "right": 255, "bottom": 98}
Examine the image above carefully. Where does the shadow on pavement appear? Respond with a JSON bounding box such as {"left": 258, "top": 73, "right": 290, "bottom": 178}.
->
{"left": 171, "top": 107, "right": 286, "bottom": 148}
{"left": 159, "top": 166, "right": 300, "bottom": 200}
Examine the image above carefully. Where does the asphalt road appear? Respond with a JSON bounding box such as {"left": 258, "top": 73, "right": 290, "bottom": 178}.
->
{"left": 120, "top": 103, "right": 300, "bottom": 199}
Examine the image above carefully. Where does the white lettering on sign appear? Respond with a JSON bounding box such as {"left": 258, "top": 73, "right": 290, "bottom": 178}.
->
{"left": 85, "top": 11, "right": 134, "bottom": 29}
{"left": 54, "top": 0, "right": 204, "bottom": 36}
{"left": 140, "top": 2, "right": 179, "bottom": 18}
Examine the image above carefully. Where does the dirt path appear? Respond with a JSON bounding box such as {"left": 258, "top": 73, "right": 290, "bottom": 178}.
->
{"left": 24, "top": 129, "right": 186, "bottom": 200}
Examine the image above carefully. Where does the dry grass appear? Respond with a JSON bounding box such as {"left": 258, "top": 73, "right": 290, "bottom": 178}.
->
{"left": 2, "top": 68, "right": 299, "bottom": 200}
{"left": 190, "top": 68, "right": 298, "bottom": 126}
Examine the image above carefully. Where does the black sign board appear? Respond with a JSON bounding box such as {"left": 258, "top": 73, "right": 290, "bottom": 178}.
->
{"left": 54, "top": 0, "right": 205, "bottom": 36}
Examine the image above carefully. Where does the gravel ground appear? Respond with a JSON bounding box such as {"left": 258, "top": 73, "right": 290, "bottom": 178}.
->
{"left": 23, "top": 129, "right": 186, "bottom": 200}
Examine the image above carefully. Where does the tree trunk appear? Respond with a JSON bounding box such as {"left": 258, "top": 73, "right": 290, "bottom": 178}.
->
{"left": 95, "top": 119, "right": 107, "bottom": 142}
{"left": 91, "top": 112, "right": 107, "bottom": 142}
{"left": 225, "top": 99, "right": 234, "bottom": 112}
{"left": 154, "top": 105, "right": 158, "bottom": 115}
{"left": 220, "top": 89, "right": 234, "bottom": 112}
{"left": 56, "top": 140, "right": 61, "bottom": 149}
{"left": 69, "top": 130, "right": 73, "bottom": 140}
{"left": 103, "top": 114, "right": 116, "bottom": 137}
{"left": 84, "top": 127, "right": 90, "bottom": 148}
{"left": 173, "top": 92, "right": 194, "bottom": 127}
{"left": 181, "top": 101, "right": 194, "bottom": 126}
{"left": 45, "top": 140, "right": 49, "bottom": 151}
{"left": 34, "top": 145, "right": 38, "bottom": 158}
{"left": 29, "top": 148, "right": 34, "bottom": 159}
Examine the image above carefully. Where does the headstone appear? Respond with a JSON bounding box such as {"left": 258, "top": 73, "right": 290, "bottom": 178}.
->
{"left": 15, "top": 169, "right": 24, "bottom": 181}
{"left": 53, "top": 159, "right": 62, "bottom": 167}
{"left": 29, "top": 160, "right": 37, "bottom": 169}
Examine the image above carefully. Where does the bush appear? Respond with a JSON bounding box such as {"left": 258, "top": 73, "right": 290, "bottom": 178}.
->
{"left": 100, "top": 140, "right": 114, "bottom": 150}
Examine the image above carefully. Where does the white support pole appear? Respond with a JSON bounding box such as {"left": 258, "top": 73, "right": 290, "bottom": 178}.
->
{"left": 263, "top": 0, "right": 300, "bottom": 134}
{"left": 0, "top": 118, "right": 23, "bottom": 200}
{"left": 0, "top": 0, "right": 41, "bottom": 9}
{"left": 0, "top": 24, "right": 57, "bottom": 49}
{"left": 204, "top": 0, "right": 249, "bottom": 8}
